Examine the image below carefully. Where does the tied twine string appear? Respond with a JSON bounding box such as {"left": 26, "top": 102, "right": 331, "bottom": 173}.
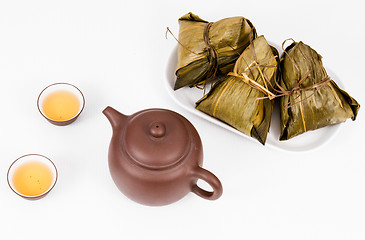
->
{"left": 228, "top": 57, "right": 278, "bottom": 100}
{"left": 227, "top": 32, "right": 278, "bottom": 101}
{"left": 166, "top": 27, "right": 199, "bottom": 55}
{"left": 166, "top": 23, "right": 218, "bottom": 91}
{"left": 198, "top": 22, "right": 218, "bottom": 88}
{"left": 275, "top": 39, "right": 332, "bottom": 109}
{"left": 227, "top": 38, "right": 332, "bottom": 109}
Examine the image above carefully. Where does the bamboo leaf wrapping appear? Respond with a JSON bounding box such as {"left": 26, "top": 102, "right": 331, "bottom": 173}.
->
{"left": 279, "top": 41, "right": 360, "bottom": 140}
{"left": 175, "top": 12, "right": 256, "bottom": 90}
{"left": 196, "top": 36, "right": 278, "bottom": 144}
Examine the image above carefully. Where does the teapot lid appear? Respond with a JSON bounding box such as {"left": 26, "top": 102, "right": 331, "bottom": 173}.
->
{"left": 123, "top": 109, "right": 191, "bottom": 170}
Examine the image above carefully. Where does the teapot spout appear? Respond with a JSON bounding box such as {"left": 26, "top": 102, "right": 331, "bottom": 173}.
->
{"left": 103, "top": 106, "right": 128, "bottom": 131}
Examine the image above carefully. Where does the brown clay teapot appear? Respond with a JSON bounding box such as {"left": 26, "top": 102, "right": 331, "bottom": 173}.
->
{"left": 103, "top": 106, "right": 223, "bottom": 206}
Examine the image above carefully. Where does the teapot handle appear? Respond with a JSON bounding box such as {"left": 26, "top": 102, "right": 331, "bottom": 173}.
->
{"left": 190, "top": 167, "right": 223, "bottom": 200}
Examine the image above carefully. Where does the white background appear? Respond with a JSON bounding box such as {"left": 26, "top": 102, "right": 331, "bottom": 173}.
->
{"left": 1, "top": 0, "right": 364, "bottom": 239}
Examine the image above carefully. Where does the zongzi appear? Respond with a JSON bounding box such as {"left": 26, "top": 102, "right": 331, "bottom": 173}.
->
{"left": 174, "top": 12, "right": 256, "bottom": 90}
{"left": 279, "top": 40, "right": 360, "bottom": 140}
{"left": 196, "top": 36, "right": 278, "bottom": 144}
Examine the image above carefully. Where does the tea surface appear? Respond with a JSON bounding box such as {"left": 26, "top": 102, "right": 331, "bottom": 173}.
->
{"left": 42, "top": 90, "right": 80, "bottom": 121}
{"left": 12, "top": 161, "right": 54, "bottom": 196}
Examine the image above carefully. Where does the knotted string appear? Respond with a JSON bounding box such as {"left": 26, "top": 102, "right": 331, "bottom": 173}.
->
{"left": 166, "top": 23, "right": 218, "bottom": 91}
{"left": 228, "top": 38, "right": 332, "bottom": 109}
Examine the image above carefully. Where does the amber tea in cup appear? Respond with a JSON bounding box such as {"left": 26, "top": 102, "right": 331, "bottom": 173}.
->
{"left": 7, "top": 154, "right": 58, "bottom": 200}
{"left": 37, "top": 83, "right": 85, "bottom": 126}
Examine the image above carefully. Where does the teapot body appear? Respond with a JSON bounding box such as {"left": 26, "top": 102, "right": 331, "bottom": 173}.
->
{"left": 103, "top": 107, "right": 222, "bottom": 206}
{"left": 107, "top": 121, "right": 203, "bottom": 206}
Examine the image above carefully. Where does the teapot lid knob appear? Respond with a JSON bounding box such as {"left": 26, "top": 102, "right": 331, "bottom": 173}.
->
{"left": 149, "top": 122, "right": 166, "bottom": 138}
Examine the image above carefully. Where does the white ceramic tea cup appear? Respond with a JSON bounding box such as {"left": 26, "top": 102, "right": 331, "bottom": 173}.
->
{"left": 7, "top": 154, "right": 58, "bottom": 200}
{"left": 37, "top": 83, "right": 85, "bottom": 126}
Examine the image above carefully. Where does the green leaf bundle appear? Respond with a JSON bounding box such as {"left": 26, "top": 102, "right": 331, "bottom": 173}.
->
{"left": 279, "top": 41, "right": 360, "bottom": 140}
{"left": 174, "top": 12, "right": 256, "bottom": 90}
{"left": 196, "top": 36, "right": 278, "bottom": 144}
